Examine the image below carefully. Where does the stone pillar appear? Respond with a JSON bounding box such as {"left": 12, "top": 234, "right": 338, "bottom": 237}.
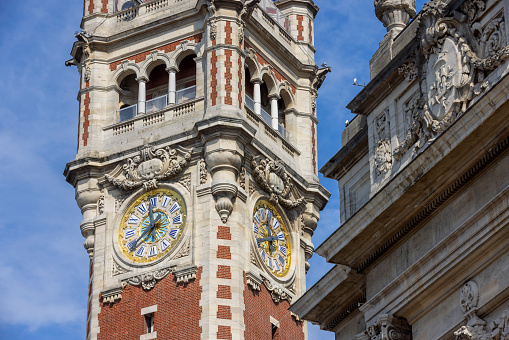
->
{"left": 167, "top": 67, "right": 177, "bottom": 105}
{"left": 374, "top": 0, "right": 416, "bottom": 37}
{"left": 270, "top": 95, "right": 279, "bottom": 129}
{"left": 254, "top": 81, "right": 261, "bottom": 115}
{"left": 137, "top": 77, "right": 148, "bottom": 114}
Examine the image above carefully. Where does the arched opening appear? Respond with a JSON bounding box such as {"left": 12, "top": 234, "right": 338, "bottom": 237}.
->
{"left": 118, "top": 73, "right": 138, "bottom": 122}
{"left": 176, "top": 54, "right": 197, "bottom": 103}
{"left": 146, "top": 64, "right": 169, "bottom": 114}
{"left": 244, "top": 68, "right": 255, "bottom": 111}
{"left": 277, "top": 98, "right": 285, "bottom": 127}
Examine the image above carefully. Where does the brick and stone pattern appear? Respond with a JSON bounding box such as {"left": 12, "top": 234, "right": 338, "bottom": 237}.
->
{"left": 244, "top": 277, "right": 304, "bottom": 340}
{"left": 97, "top": 269, "right": 202, "bottom": 340}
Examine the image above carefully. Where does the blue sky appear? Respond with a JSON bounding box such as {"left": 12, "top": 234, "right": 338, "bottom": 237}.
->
{"left": 0, "top": 0, "right": 425, "bottom": 339}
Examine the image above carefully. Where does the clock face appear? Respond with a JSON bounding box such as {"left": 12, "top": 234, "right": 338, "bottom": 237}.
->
{"left": 252, "top": 200, "right": 291, "bottom": 278}
{"left": 118, "top": 188, "right": 186, "bottom": 264}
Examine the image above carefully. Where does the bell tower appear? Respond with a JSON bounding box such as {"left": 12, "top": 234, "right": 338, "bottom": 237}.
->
{"left": 64, "top": 0, "right": 330, "bottom": 339}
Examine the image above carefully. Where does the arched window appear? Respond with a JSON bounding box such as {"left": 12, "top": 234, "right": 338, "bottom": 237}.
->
{"left": 176, "top": 54, "right": 197, "bottom": 103}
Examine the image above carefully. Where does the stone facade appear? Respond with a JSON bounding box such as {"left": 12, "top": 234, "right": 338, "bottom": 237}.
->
{"left": 290, "top": 0, "right": 509, "bottom": 339}
{"left": 64, "top": 0, "right": 330, "bottom": 339}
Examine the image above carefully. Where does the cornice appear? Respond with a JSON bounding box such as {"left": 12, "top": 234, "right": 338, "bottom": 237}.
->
{"left": 316, "top": 73, "right": 509, "bottom": 267}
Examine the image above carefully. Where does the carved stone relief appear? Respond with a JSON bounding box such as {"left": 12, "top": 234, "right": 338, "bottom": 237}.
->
{"left": 374, "top": 110, "right": 392, "bottom": 176}
{"left": 105, "top": 145, "right": 191, "bottom": 192}
{"left": 394, "top": 0, "right": 509, "bottom": 160}
{"left": 261, "top": 275, "right": 292, "bottom": 303}
{"left": 239, "top": 167, "right": 246, "bottom": 190}
{"left": 173, "top": 238, "right": 191, "bottom": 260}
{"left": 174, "top": 265, "right": 198, "bottom": 284}
{"left": 357, "top": 314, "right": 411, "bottom": 340}
{"left": 454, "top": 281, "right": 509, "bottom": 340}
{"left": 207, "top": 0, "right": 218, "bottom": 41}
{"left": 97, "top": 194, "right": 105, "bottom": 215}
{"left": 112, "top": 258, "right": 128, "bottom": 276}
{"left": 122, "top": 266, "right": 175, "bottom": 291}
{"left": 178, "top": 173, "right": 191, "bottom": 193}
{"left": 251, "top": 157, "right": 305, "bottom": 210}
{"left": 199, "top": 159, "right": 208, "bottom": 185}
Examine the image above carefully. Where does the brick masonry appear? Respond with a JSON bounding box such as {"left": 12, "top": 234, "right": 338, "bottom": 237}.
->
{"left": 97, "top": 268, "right": 203, "bottom": 340}
{"left": 211, "top": 50, "right": 218, "bottom": 106}
{"left": 297, "top": 15, "right": 304, "bottom": 41}
{"left": 217, "top": 325, "right": 232, "bottom": 340}
{"left": 217, "top": 285, "right": 232, "bottom": 299}
{"left": 83, "top": 93, "right": 91, "bottom": 147}
{"left": 225, "top": 49, "right": 233, "bottom": 105}
{"left": 217, "top": 245, "right": 231, "bottom": 260}
{"left": 101, "top": 0, "right": 108, "bottom": 13}
{"left": 88, "top": 0, "right": 94, "bottom": 15}
{"left": 244, "top": 274, "right": 304, "bottom": 340}
{"left": 308, "top": 19, "right": 313, "bottom": 44}
{"left": 238, "top": 54, "right": 243, "bottom": 109}
{"left": 312, "top": 122, "right": 317, "bottom": 174}
{"left": 86, "top": 261, "right": 93, "bottom": 340}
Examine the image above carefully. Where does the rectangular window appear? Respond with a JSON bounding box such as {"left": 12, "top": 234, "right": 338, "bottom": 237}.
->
{"left": 145, "top": 314, "right": 154, "bottom": 333}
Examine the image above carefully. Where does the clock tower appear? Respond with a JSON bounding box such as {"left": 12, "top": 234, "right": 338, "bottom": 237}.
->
{"left": 64, "top": 0, "right": 330, "bottom": 339}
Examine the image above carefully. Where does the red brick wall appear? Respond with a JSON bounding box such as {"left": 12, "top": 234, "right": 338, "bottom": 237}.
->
{"left": 101, "top": 0, "right": 108, "bottom": 13}
{"left": 308, "top": 19, "right": 313, "bottom": 44}
{"left": 82, "top": 93, "right": 90, "bottom": 147}
{"left": 97, "top": 268, "right": 202, "bottom": 340}
{"left": 86, "top": 260, "right": 93, "bottom": 339}
{"left": 211, "top": 51, "right": 218, "bottom": 106}
{"left": 244, "top": 275, "right": 304, "bottom": 340}
{"left": 225, "top": 49, "right": 233, "bottom": 105}
{"left": 238, "top": 54, "right": 243, "bottom": 109}
{"left": 88, "top": 0, "right": 94, "bottom": 15}
{"left": 218, "top": 325, "right": 232, "bottom": 340}
{"left": 312, "top": 123, "right": 317, "bottom": 174}
{"left": 297, "top": 15, "right": 304, "bottom": 41}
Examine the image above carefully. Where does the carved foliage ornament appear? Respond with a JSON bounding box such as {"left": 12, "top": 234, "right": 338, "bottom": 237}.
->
{"left": 122, "top": 266, "right": 175, "bottom": 291}
{"left": 395, "top": 0, "right": 509, "bottom": 160}
{"left": 106, "top": 145, "right": 191, "bottom": 192}
{"left": 454, "top": 281, "right": 509, "bottom": 340}
{"left": 251, "top": 157, "right": 305, "bottom": 210}
{"left": 357, "top": 314, "right": 411, "bottom": 340}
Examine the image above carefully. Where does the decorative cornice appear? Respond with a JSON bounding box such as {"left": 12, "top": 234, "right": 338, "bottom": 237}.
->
{"left": 174, "top": 265, "right": 198, "bottom": 284}
{"left": 324, "top": 294, "right": 366, "bottom": 331}
{"left": 355, "top": 135, "right": 509, "bottom": 273}
{"left": 121, "top": 266, "right": 176, "bottom": 291}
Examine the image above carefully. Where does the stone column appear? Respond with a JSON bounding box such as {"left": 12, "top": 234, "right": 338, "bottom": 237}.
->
{"left": 270, "top": 95, "right": 279, "bottom": 129}
{"left": 374, "top": 0, "right": 416, "bottom": 37}
{"left": 253, "top": 80, "right": 261, "bottom": 115}
{"left": 167, "top": 67, "right": 178, "bottom": 105}
{"left": 136, "top": 76, "right": 148, "bottom": 114}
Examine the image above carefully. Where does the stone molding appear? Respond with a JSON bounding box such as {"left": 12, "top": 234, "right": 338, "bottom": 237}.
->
{"left": 260, "top": 274, "right": 293, "bottom": 303}
{"left": 174, "top": 265, "right": 198, "bottom": 284}
{"left": 105, "top": 145, "right": 192, "bottom": 192}
{"left": 357, "top": 314, "right": 411, "bottom": 340}
{"left": 454, "top": 281, "right": 509, "bottom": 340}
{"left": 246, "top": 271, "right": 262, "bottom": 291}
{"left": 101, "top": 286, "right": 123, "bottom": 304}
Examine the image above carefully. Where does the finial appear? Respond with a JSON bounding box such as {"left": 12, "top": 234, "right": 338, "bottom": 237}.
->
{"left": 374, "top": 0, "right": 416, "bottom": 36}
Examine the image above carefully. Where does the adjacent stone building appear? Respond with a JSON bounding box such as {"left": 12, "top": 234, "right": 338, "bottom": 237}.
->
{"left": 290, "top": 0, "right": 509, "bottom": 339}
{"left": 64, "top": 0, "right": 330, "bottom": 339}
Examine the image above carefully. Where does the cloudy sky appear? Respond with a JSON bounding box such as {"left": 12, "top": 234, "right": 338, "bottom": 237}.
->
{"left": 0, "top": 0, "right": 426, "bottom": 339}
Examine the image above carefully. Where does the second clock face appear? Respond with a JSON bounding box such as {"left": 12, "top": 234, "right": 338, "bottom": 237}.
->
{"left": 253, "top": 200, "right": 291, "bottom": 278}
{"left": 118, "top": 188, "right": 186, "bottom": 264}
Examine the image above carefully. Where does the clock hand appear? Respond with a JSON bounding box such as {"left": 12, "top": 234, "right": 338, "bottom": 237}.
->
{"left": 256, "top": 236, "right": 278, "bottom": 244}
{"left": 151, "top": 213, "right": 162, "bottom": 240}
{"left": 148, "top": 201, "right": 154, "bottom": 224}
{"left": 128, "top": 222, "right": 154, "bottom": 252}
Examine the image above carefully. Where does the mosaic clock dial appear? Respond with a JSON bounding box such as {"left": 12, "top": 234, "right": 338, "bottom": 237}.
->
{"left": 253, "top": 200, "right": 291, "bottom": 278}
{"left": 118, "top": 188, "right": 186, "bottom": 263}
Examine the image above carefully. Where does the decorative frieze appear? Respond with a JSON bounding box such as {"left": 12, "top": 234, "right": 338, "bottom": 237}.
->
{"left": 374, "top": 110, "right": 392, "bottom": 176}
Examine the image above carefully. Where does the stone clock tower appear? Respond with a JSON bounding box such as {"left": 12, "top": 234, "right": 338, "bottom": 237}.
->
{"left": 64, "top": 0, "right": 330, "bottom": 339}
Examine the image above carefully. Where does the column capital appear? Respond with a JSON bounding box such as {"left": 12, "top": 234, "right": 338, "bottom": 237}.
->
{"left": 268, "top": 93, "right": 281, "bottom": 100}
{"left": 166, "top": 66, "right": 179, "bottom": 73}
{"left": 136, "top": 76, "right": 149, "bottom": 83}
{"left": 374, "top": 0, "right": 416, "bottom": 34}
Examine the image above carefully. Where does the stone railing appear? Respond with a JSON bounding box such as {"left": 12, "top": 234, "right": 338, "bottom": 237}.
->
{"left": 105, "top": 97, "right": 203, "bottom": 136}
{"left": 115, "top": 0, "right": 196, "bottom": 23}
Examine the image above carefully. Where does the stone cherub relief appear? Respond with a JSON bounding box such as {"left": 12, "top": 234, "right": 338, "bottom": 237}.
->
{"left": 251, "top": 156, "right": 305, "bottom": 210}
{"left": 393, "top": 0, "right": 509, "bottom": 160}
{"left": 106, "top": 145, "right": 192, "bottom": 191}
{"left": 374, "top": 109, "right": 393, "bottom": 176}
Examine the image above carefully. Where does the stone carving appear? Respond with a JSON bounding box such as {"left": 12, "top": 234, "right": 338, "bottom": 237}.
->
{"left": 261, "top": 275, "right": 292, "bottom": 303}
{"left": 175, "top": 265, "right": 198, "bottom": 284}
{"left": 238, "top": 0, "right": 260, "bottom": 43}
{"left": 115, "top": 192, "right": 131, "bottom": 212}
{"left": 122, "top": 267, "right": 175, "bottom": 291}
{"left": 398, "top": 59, "right": 418, "bottom": 82}
{"left": 173, "top": 238, "right": 191, "bottom": 260}
{"left": 97, "top": 194, "right": 105, "bottom": 215}
{"left": 246, "top": 271, "right": 262, "bottom": 291}
{"left": 105, "top": 145, "right": 191, "bottom": 192}
{"left": 207, "top": 0, "right": 218, "bottom": 41}
{"left": 394, "top": 1, "right": 509, "bottom": 160}
{"left": 65, "top": 30, "right": 92, "bottom": 84}
{"left": 394, "top": 93, "right": 427, "bottom": 160}
{"left": 179, "top": 173, "right": 191, "bottom": 193}
{"left": 251, "top": 157, "right": 305, "bottom": 210}
{"left": 249, "top": 180, "right": 256, "bottom": 196}
{"left": 454, "top": 281, "right": 509, "bottom": 340}
{"left": 374, "top": 110, "right": 392, "bottom": 175}
{"left": 112, "top": 258, "right": 128, "bottom": 276}
{"left": 374, "top": 0, "right": 416, "bottom": 35}
{"left": 250, "top": 249, "right": 260, "bottom": 268}
{"left": 199, "top": 159, "right": 208, "bottom": 185}
{"left": 357, "top": 314, "right": 411, "bottom": 340}
{"left": 84, "top": 234, "right": 95, "bottom": 260}
{"left": 101, "top": 287, "right": 123, "bottom": 304}
{"left": 239, "top": 167, "right": 246, "bottom": 190}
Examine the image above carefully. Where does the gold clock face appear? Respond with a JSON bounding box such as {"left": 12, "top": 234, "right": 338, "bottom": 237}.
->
{"left": 253, "top": 200, "right": 291, "bottom": 278}
{"left": 118, "top": 188, "right": 186, "bottom": 264}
